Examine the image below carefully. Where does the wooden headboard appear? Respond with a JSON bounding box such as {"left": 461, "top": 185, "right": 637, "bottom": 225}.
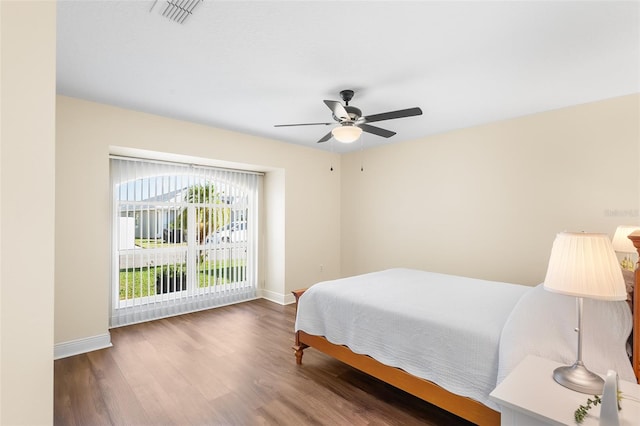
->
{"left": 628, "top": 231, "right": 640, "bottom": 383}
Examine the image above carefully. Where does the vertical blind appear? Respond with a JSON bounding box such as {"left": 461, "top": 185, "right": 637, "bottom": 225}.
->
{"left": 110, "top": 156, "right": 259, "bottom": 327}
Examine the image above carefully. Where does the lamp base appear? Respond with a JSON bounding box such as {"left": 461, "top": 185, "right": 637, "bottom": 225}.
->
{"left": 553, "top": 362, "right": 604, "bottom": 394}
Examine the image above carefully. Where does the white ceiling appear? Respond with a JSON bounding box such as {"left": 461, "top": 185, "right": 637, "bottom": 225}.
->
{"left": 57, "top": 1, "right": 640, "bottom": 154}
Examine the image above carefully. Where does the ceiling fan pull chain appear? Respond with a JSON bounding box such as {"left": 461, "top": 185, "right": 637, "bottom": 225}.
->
{"left": 330, "top": 139, "right": 335, "bottom": 171}
{"left": 360, "top": 137, "right": 364, "bottom": 172}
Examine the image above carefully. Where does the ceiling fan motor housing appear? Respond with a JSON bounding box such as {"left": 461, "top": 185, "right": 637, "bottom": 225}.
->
{"left": 333, "top": 105, "right": 362, "bottom": 123}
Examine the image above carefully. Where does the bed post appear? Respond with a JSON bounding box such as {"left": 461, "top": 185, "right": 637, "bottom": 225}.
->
{"left": 628, "top": 231, "right": 640, "bottom": 383}
{"left": 292, "top": 289, "right": 308, "bottom": 365}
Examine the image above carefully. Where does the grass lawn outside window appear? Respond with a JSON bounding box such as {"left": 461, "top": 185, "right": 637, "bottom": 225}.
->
{"left": 119, "top": 260, "right": 247, "bottom": 299}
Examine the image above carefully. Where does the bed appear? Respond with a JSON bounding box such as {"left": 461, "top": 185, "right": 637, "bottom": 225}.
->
{"left": 292, "top": 232, "right": 640, "bottom": 426}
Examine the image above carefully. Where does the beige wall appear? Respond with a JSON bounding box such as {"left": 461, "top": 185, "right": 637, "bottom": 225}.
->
{"left": 1, "top": 1, "right": 56, "bottom": 424}
{"left": 341, "top": 94, "right": 640, "bottom": 285}
{"left": 55, "top": 96, "right": 342, "bottom": 344}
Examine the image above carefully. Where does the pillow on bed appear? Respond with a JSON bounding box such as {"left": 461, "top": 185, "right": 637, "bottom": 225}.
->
{"left": 497, "top": 283, "right": 635, "bottom": 385}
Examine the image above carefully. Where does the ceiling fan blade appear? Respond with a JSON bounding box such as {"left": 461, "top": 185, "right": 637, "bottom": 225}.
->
{"left": 323, "top": 100, "right": 350, "bottom": 121}
{"left": 359, "top": 123, "right": 396, "bottom": 138}
{"left": 317, "top": 131, "right": 333, "bottom": 143}
{"left": 274, "top": 122, "right": 333, "bottom": 127}
{"left": 362, "top": 107, "right": 423, "bottom": 124}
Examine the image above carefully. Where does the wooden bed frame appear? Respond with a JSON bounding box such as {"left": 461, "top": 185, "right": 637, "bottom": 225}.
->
{"left": 292, "top": 231, "right": 640, "bottom": 426}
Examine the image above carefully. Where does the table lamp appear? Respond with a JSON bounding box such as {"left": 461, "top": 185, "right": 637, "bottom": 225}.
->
{"left": 611, "top": 225, "right": 640, "bottom": 270}
{"left": 543, "top": 232, "right": 627, "bottom": 394}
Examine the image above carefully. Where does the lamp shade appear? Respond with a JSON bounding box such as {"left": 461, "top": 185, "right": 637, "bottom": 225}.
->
{"left": 332, "top": 125, "right": 362, "bottom": 143}
{"left": 543, "top": 232, "right": 626, "bottom": 301}
{"left": 611, "top": 225, "right": 640, "bottom": 253}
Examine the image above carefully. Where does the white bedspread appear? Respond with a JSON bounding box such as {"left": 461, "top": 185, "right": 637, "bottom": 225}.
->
{"left": 295, "top": 268, "right": 531, "bottom": 410}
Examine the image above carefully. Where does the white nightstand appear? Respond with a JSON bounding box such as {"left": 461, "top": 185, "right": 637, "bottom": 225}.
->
{"left": 490, "top": 355, "right": 640, "bottom": 426}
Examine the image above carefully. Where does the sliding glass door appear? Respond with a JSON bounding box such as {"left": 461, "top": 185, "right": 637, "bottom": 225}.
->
{"left": 110, "top": 157, "right": 259, "bottom": 327}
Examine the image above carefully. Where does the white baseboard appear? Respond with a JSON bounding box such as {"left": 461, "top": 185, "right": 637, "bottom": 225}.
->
{"left": 259, "top": 289, "right": 295, "bottom": 305}
{"left": 54, "top": 332, "right": 112, "bottom": 360}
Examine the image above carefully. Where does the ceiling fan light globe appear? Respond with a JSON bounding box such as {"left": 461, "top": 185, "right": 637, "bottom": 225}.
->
{"left": 332, "top": 125, "right": 362, "bottom": 143}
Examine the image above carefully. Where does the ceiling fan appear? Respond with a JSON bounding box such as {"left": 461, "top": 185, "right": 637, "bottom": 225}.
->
{"left": 274, "top": 89, "right": 423, "bottom": 144}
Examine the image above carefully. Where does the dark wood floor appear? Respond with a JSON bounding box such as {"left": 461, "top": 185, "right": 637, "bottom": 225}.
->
{"left": 54, "top": 299, "right": 476, "bottom": 426}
